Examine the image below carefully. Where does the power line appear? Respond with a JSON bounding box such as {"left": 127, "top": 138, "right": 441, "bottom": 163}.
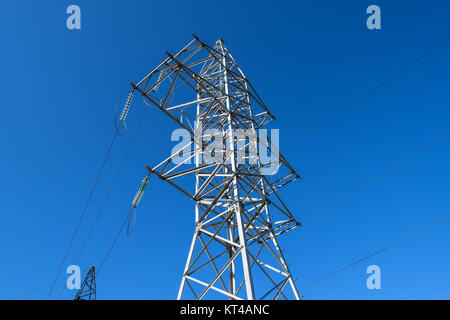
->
{"left": 285, "top": 35, "right": 450, "bottom": 148}
{"left": 124, "top": 214, "right": 181, "bottom": 250}
{"left": 48, "top": 90, "right": 135, "bottom": 300}
{"left": 8, "top": 266, "right": 88, "bottom": 300}
{"left": 92, "top": 104, "right": 161, "bottom": 277}
{"left": 46, "top": 130, "right": 119, "bottom": 299}
{"left": 57, "top": 204, "right": 180, "bottom": 298}
{"left": 96, "top": 207, "right": 135, "bottom": 276}
{"left": 400, "top": 284, "right": 450, "bottom": 300}
{"left": 48, "top": 34, "right": 450, "bottom": 299}
{"left": 297, "top": 132, "right": 449, "bottom": 290}
{"left": 92, "top": 43, "right": 450, "bottom": 296}
{"left": 90, "top": 102, "right": 151, "bottom": 278}
{"left": 300, "top": 212, "right": 450, "bottom": 290}
{"left": 437, "top": 293, "right": 450, "bottom": 300}
{"left": 9, "top": 281, "right": 62, "bottom": 300}
{"left": 56, "top": 95, "right": 150, "bottom": 299}
{"left": 303, "top": 132, "right": 450, "bottom": 222}
{"left": 288, "top": 36, "right": 450, "bottom": 296}
{"left": 74, "top": 103, "right": 150, "bottom": 264}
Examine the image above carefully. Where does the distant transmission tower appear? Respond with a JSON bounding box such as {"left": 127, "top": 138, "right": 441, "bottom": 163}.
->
{"left": 130, "top": 35, "right": 302, "bottom": 300}
{"left": 74, "top": 266, "right": 96, "bottom": 300}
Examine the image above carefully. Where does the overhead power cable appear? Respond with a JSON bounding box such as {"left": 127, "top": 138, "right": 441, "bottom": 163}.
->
{"left": 303, "top": 132, "right": 450, "bottom": 223}
{"left": 56, "top": 92, "right": 149, "bottom": 299}
{"left": 94, "top": 170, "right": 151, "bottom": 278}
{"left": 400, "top": 284, "right": 450, "bottom": 300}
{"left": 298, "top": 132, "right": 449, "bottom": 291}
{"left": 55, "top": 95, "right": 153, "bottom": 294}
{"left": 96, "top": 207, "right": 135, "bottom": 276}
{"left": 300, "top": 213, "right": 450, "bottom": 290}
{"left": 51, "top": 34, "right": 450, "bottom": 299}
{"left": 73, "top": 100, "right": 149, "bottom": 264}
{"left": 437, "top": 293, "right": 450, "bottom": 300}
{"left": 47, "top": 91, "right": 134, "bottom": 300}
{"left": 301, "top": 211, "right": 450, "bottom": 290}
{"left": 46, "top": 131, "right": 119, "bottom": 300}
{"left": 286, "top": 35, "right": 450, "bottom": 148}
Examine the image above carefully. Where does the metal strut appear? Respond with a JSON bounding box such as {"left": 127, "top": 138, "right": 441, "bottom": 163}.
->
{"left": 130, "top": 36, "right": 302, "bottom": 300}
{"left": 74, "top": 266, "right": 96, "bottom": 300}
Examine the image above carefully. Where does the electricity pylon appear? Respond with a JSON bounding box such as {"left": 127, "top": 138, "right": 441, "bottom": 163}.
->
{"left": 74, "top": 266, "right": 96, "bottom": 300}
{"left": 130, "top": 35, "right": 302, "bottom": 300}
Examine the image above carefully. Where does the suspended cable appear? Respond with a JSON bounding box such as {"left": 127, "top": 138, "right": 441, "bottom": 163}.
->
{"left": 285, "top": 35, "right": 450, "bottom": 149}
{"left": 51, "top": 34, "right": 450, "bottom": 298}
{"left": 46, "top": 130, "right": 119, "bottom": 300}
{"left": 73, "top": 99, "right": 148, "bottom": 263}
{"left": 437, "top": 293, "right": 450, "bottom": 300}
{"left": 70, "top": 77, "right": 166, "bottom": 286}
{"left": 10, "top": 266, "right": 88, "bottom": 300}
{"left": 302, "top": 132, "right": 450, "bottom": 222}
{"left": 47, "top": 90, "right": 134, "bottom": 300}
{"left": 125, "top": 212, "right": 182, "bottom": 250}
{"left": 95, "top": 171, "right": 151, "bottom": 277}
{"left": 10, "top": 279, "right": 65, "bottom": 300}
{"left": 55, "top": 93, "right": 149, "bottom": 299}
{"left": 400, "top": 284, "right": 450, "bottom": 300}
{"left": 297, "top": 132, "right": 450, "bottom": 291}
{"left": 300, "top": 212, "right": 450, "bottom": 290}
{"left": 96, "top": 207, "right": 135, "bottom": 276}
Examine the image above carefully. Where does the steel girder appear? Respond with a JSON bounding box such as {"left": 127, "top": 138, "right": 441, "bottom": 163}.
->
{"left": 74, "top": 266, "right": 96, "bottom": 300}
{"left": 131, "top": 36, "right": 302, "bottom": 300}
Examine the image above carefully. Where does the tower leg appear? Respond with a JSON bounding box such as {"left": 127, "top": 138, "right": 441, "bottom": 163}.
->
{"left": 177, "top": 231, "right": 198, "bottom": 299}
{"left": 270, "top": 236, "right": 301, "bottom": 300}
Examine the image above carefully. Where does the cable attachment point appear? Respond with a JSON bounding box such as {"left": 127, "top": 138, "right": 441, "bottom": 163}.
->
{"left": 152, "top": 69, "right": 166, "bottom": 93}
{"left": 127, "top": 173, "right": 150, "bottom": 236}
{"left": 132, "top": 173, "right": 150, "bottom": 208}
{"left": 120, "top": 91, "right": 134, "bottom": 123}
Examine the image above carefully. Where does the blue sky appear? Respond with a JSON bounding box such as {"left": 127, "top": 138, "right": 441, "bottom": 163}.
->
{"left": 0, "top": 0, "right": 449, "bottom": 300}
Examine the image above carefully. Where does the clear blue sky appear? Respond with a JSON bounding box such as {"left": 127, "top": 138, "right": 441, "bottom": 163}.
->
{"left": 0, "top": 0, "right": 449, "bottom": 300}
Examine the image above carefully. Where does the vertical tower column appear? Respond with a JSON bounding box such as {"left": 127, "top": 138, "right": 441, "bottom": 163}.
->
{"left": 131, "top": 36, "right": 302, "bottom": 300}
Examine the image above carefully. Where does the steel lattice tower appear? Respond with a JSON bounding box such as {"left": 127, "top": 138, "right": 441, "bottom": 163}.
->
{"left": 130, "top": 36, "right": 302, "bottom": 300}
{"left": 74, "top": 266, "right": 96, "bottom": 300}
